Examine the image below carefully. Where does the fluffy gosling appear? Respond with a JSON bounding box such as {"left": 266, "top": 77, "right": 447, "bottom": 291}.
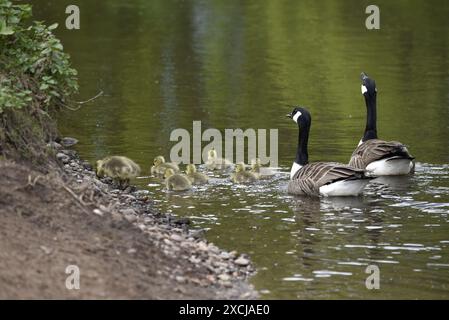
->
{"left": 231, "top": 162, "right": 257, "bottom": 184}
{"left": 164, "top": 168, "right": 192, "bottom": 191}
{"left": 96, "top": 156, "right": 141, "bottom": 188}
{"left": 151, "top": 155, "right": 180, "bottom": 176}
{"left": 185, "top": 164, "right": 209, "bottom": 185}
{"left": 205, "top": 148, "right": 232, "bottom": 170}
{"left": 250, "top": 158, "right": 276, "bottom": 179}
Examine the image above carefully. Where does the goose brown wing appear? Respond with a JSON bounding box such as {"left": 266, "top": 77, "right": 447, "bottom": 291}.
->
{"left": 349, "top": 139, "right": 414, "bottom": 169}
{"left": 289, "top": 162, "right": 366, "bottom": 196}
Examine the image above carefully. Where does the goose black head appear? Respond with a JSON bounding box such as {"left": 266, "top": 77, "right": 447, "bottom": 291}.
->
{"left": 286, "top": 106, "right": 311, "bottom": 126}
{"left": 361, "top": 72, "right": 377, "bottom": 97}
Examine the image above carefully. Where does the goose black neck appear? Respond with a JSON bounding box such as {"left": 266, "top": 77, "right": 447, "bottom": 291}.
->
{"left": 363, "top": 94, "right": 378, "bottom": 142}
{"left": 295, "top": 122, "right": 310, "bottom": 166}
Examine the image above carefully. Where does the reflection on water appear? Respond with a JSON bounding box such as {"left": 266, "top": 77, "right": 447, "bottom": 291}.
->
{"left": 30, "top": 0, "right": 449, "bottom": 298}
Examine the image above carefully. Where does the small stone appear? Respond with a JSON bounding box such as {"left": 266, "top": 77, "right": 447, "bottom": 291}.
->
{"left": 56, "top": 152, "right": 70, "bottom": 164}
{"left": 93, "top": 208, "right": 104, "bottom": 216}
{"left": 218, "top": 274, "right": 230, "bottom": 281}
{"left": 208, "top": 244, "right": 220, "bottom": 254}
{"left": 220, "top": 252, "right": 231, "bottom": 260}
{"left": 124, "top": 214, "right": 137, "bottom": 223}
{"left": 124, "top": 185, "right": 137, "bottom": 193}
{"left": 111, "top": 212, "right": 123, "bottom": 221}
{"left": 206, "top": 274, "right": 216, "bottom": 283}
{"left": 127, "top": 248, "right": 137, "bottom": 254}
{"left": 120, "top": 208, "right": 136, "bottom": 216}
{"left": 170, "top": 234, "right": 183, "bottom": 242}
{"left": 172, "top": 217, "right": 190, "bottom": 225}
{"left": 234, "top": 256, "right": 250, "bottom": 266}
{"left": 190, "top": 229, "right": 205, "bottom": 239}
{"left": 61, "top": 137, "right": 78, "bottom": 147}
{"left": 82, "top": 161, "right": 93, "bottom": 171}
{"left": 197, "top": 241, "right": 208, "bottom": 251}
{"left": 189, "top": 256, "right": 201, "bottom": 264}
{"left": 61, "top": 149, "right": 77, "bottom": 157}
{"left": 175, "top": 276, "right": 186, "bottom": 283}
{"left": 40, "top": 245, "right": 52, "bottom": 255}
{"left": 99, "top": 205, "right": 109, "bottom": 213}
{"left": 47, "top": 141, "right": 62, "bottom": 150}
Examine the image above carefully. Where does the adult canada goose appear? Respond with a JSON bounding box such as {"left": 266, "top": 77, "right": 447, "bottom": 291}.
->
{"left": 96, "top": 156, "right": 141, "bottom": 188}
{"left": 206, "top": 148, "right": 233, "bottom": 170}
{"left": 231, "top": 162, "right": 258, "bottom": 183}
{"left": 185, "top": 164, "right": 209, "bottom": 185}
{"left": 349, "top": 72, "right": 414, "bottom": 176}
{"left": 250, "top": 158, "right": 276, "bottom": 179}
{"left": 151, "top": 156, "right": 180, "bottom": 176}
{"left": 164, "top": 168, "right": 192, "bottom": 191}
{"left": 287, "top": 107, "right": 371, "bottom": 197}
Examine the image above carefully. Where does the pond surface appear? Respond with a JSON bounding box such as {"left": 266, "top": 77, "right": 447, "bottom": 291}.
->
{"left": 33, "top": 0, "right": 449, "bottom": 299}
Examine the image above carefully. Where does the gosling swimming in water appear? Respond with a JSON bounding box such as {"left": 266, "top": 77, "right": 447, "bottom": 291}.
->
{"left": 250, "top": 158, "right": 276, "bottom": 179}
{"left": 96, "top": 156, "right": 141, "bottom": 188}
{"left": 231, "top": 162, "right": 257, "bottom": 184}
{"left": 185, "top": 164, "right": 209, "bottom": 185}
{"left": 206, "top": 148, "right": 232, "bottom": 170}
{"left": 164, "top": 168, "right": 192, "bottom": 191}
{"left": 151, "top": 156, "right": 180, "bottom": 177}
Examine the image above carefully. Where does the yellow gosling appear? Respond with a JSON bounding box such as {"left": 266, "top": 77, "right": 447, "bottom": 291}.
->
{"left": 151, "top": 155, "right": 180, "bottom": 176}
{"left": 96, "top": 156, "right": 141, "bottom": 188}
{"left": 231, "top": 162, "right": 257, "bottom": 184}
{"left": 186, "top": 164, "right": 209, "bottom": 185}
{"left": 164, "top": 168, "right": 192, "bottom": 191}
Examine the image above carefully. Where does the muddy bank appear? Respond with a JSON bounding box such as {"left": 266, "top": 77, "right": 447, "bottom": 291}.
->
{"left": 0, "top": 145, "right": 257, "bottom": 299}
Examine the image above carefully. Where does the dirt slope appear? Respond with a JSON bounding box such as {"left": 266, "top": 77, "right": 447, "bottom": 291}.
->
{"left": 0, "top": 160, "right": 256, "bottom": 299}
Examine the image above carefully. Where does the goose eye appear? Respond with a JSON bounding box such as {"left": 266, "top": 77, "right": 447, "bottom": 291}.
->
{"left": 361, "top": 85, "right": 368, "bottom": 94}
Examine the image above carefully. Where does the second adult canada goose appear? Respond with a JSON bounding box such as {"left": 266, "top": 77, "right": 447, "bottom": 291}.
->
{"left": 287, "top": 107, "right": 371, "bottom": 197}
{"left": 349, "top": 73, "right": 414, "bottom": 176}
{"left": 151, "top": 156, "right": 180, "bottom": 176}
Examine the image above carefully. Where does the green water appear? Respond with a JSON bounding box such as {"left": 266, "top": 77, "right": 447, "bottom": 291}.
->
{"left": 32, "top": 0, "right": 449, "bottom": 299}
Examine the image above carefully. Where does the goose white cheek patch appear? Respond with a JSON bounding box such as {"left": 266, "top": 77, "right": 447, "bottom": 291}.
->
{"left": 292, "top": 111, "right": 301, "bottom": 123}
{"left": 290, "top": 162, "right": 302, "bottom": 179}
{"left": 358, "top": 138, "right": 364, "bottom": 147}
{"left": 361, "top": 85, "right": 368, "bottom": 94}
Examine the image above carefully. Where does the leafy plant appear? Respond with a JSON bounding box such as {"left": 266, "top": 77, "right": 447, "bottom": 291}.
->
{"left": 0, "top": 0, "right": 78, "bottom": 114}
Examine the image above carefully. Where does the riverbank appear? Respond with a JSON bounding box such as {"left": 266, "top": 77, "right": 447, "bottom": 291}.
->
{"left": 0, "top": 142, "right": 257, "bottom": 299}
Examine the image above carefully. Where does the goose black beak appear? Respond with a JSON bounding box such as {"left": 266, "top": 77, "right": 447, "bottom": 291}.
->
{"left": 286, "top": 112, "right": 293, "bottom": 119}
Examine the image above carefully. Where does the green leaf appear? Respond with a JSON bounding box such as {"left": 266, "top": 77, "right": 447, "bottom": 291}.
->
{"left": 0, "top": 19, "right": 14, "bottom": 35}
{"left": 0, "top": 26, "right": 14, "bottom": 35}
{"left": 52, "top": 42, "right": 63, "bottom": 50}
{"left": 48, "top": 23, "right": 58, "bottom": 30}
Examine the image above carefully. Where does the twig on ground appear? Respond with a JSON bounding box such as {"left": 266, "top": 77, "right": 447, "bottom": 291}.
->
{"left": 60, "top": 183, "right": 91, "bottom": 214}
